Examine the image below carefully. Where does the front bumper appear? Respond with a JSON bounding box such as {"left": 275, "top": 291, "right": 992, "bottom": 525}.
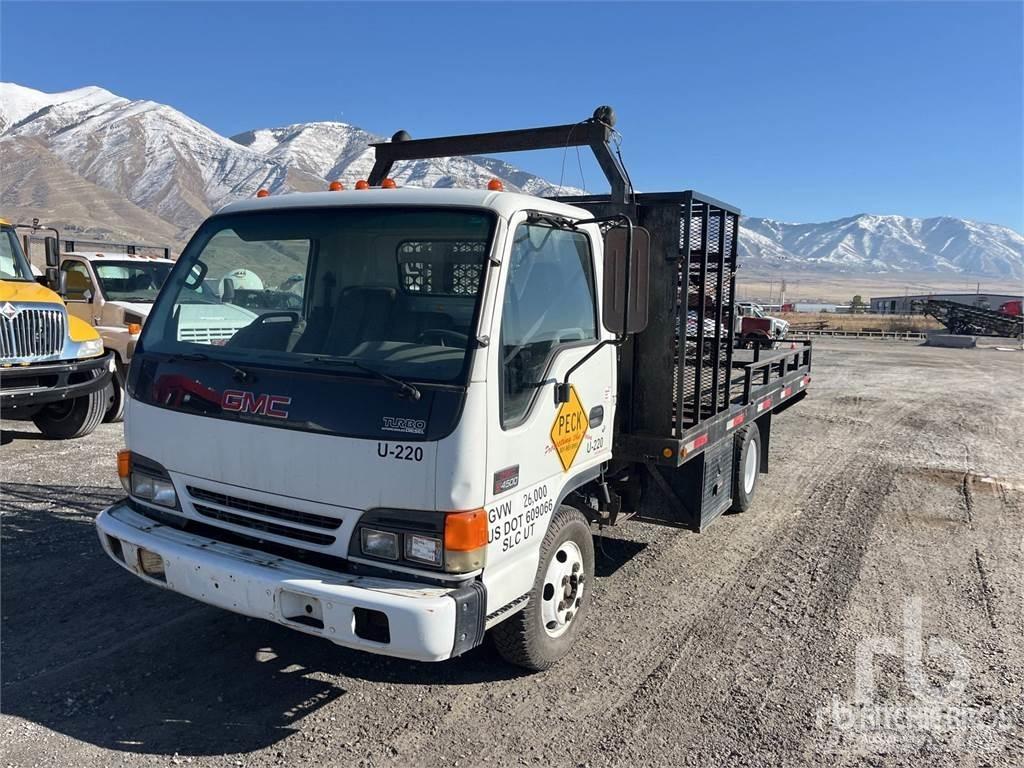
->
{"left": 0, "top": 352, "right": 113, "bottom": 408}
{"left": 95, "top": 501, "right": 485, "bottom": 662}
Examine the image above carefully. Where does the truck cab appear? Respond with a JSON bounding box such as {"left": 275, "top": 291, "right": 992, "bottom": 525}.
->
{"left": 0, "top": 219, "right": 113, "bottom": 439}
{"left": 96, "top": 110, "right": 811, "bottom": 669}
{"left": 59, "top": 249, "right": 256, "bottom": 422}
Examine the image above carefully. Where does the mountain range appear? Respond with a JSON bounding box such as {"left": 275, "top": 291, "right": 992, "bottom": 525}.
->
{"left": 1, "top": 82, "right": 1021, "bottom": 280}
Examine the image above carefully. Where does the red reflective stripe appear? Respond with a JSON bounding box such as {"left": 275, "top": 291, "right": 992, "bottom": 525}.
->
{"left": 727, "top": 413, "right": 745, "bottom": 430}
{"left": 782, "top": 387, "right": 792, "bottom": 398}
{"left": 693, "top": 433, "right": 709, "bottom": 450}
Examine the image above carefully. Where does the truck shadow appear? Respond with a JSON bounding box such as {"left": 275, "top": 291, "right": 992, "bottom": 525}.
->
{"left": 1, "top": 482, "right": 648, "bottom": 757}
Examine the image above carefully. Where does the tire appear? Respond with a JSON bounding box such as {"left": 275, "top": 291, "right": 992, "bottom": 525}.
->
{"left": 492, "top": 505, "right": 594, "bottom": 671}
{"left": 729, "top": 423, "right": 761, "bottom": 513}
{"left": 32, "top": 387, "right": 106, "bottom": 439}
{"left": 103, "top": 363, "right": 126, "bottom": 423}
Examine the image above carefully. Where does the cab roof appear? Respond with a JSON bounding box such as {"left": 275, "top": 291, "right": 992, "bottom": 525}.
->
{"left": 64, "top": 251, "right": 175, "bottom": 264}
{"left": 216, "top": 187, "right": 592, "bottom": 222}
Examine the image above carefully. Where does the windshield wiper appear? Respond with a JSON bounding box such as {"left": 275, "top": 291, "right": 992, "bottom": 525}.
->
{"left": 307, "top": 356, "right": 421, "bottom": 401}
{"left": 118, "top": 296, "right": 155, "bottom": 302}
{"left": 168, "top": 352, "right": 253, "bottom": 383}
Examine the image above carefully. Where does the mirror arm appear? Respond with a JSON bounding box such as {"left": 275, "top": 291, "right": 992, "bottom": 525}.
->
{"left": 556, "top": 214, "right": 636, "bottom": 404}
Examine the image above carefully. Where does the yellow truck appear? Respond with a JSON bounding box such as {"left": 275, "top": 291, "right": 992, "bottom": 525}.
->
{"left": 1, "top": 218, "right": 112, "bottom": 438}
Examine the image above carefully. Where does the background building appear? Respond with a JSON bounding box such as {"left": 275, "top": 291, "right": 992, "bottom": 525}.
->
{"left": 870, "top": 292, "right": 1022, "bottom": 314}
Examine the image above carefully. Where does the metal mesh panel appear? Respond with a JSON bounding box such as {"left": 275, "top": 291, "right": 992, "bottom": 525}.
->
{"left": 398, "top": 241, "right": 485, "bottom": 296}
{"left": 673, "top": 202, "right": 739, "bottom": 434}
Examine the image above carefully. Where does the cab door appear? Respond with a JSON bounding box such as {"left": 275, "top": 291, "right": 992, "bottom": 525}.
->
{"left": 481, "top": 214, "right": 615, "bottom": 610}
{"left": 61, "top": 260, "right": 98, "bottom": 325}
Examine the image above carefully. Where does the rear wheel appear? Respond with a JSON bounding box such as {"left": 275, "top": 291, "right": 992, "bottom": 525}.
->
{"left": 492, "top": 505, "right": 594, "bottom": 671}
{"left": 103, "top": 363, "right": 126, "bottom": 423}
{"left": 729, "top": 424, "right": 761, "bottom": 513}
{"left": 32, "top": 388, "right": 106, "bottom": 439}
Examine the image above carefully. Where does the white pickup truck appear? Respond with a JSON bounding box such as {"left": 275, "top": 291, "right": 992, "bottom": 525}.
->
{"left": 735, "top": 302, "right": 790, "bottom": 347}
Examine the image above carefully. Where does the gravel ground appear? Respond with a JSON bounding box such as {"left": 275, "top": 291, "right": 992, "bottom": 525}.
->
{"left": 2, "top": 338, "right": 1022, "bottom": 767}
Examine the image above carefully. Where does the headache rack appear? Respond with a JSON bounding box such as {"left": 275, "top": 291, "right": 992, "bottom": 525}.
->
{"left": 367, "top": 107, "right": 813, "bottom": 528}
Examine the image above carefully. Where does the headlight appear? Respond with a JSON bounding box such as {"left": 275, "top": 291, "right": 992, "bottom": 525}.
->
{"left": 76, "top": 338, "right": 105, "bottom": 358}
{"left": 117, "top": 449, "right": 179, "bottom": 509}
{"left": 353, "top": 508, "right": 486, "bottom": 573}
{"left": 361, "top": 528, "right": 399, "bottom": 560}
{"left": 405, "top": 533, "right": 443, "bottom": 566}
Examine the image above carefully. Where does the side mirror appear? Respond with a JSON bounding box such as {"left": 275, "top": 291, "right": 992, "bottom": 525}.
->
{"left": 221, "top": 277, "right": 236, "bottom": 303}
{"left": 44, "top": 236, "right": 60, "bottom": 268}
{"left": 44, "top": 267, "right": 61, "bottom": 292}
{"left": 602, "top": 226, "right": 650, "bottom": 334}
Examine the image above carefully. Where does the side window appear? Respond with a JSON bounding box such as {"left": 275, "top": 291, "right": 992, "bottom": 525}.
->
{"left": 500, "top": 223, "right": 596, "bottom": 426}
{"left": 62, "top": 262, "right": 94, "bottom": 301}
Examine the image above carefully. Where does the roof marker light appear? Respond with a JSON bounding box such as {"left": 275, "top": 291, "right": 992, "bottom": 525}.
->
{"left": 355, "top": 180, "right": 370, "bottom": 190}
{"left": 256, "top": 189, "right": 270, "bottom": 198}
{"left": 381, "top": 178, "right": 397, "bottom": 189}
{"left": 328, "top": 181, "right": 344, "bottom": 191}
{"left": 487, "top": 179, "right": 504, "bottom": 191}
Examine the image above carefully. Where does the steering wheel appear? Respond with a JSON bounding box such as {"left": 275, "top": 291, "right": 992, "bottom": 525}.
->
{"left": 417, "top": 329, "right": 468, "bottom": 347}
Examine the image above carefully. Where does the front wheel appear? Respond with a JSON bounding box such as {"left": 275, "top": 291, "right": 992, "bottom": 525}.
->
{"left": 32, "top": 387, "right": 106, "bottom": 439}
{"left": 492, "top": 505, "right": 594, "bottom": 671}
{"left": 103, "top": 364, "right": 126, "bottom": 423}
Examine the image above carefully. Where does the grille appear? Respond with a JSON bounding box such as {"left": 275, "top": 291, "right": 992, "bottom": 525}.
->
{"left": 178, "top": 327, "right": 238, "bottom": 344}
{"left": 187, "top": 486, "right": 341, "bottom": 546}
{"left": 0, "top": 305, "right": 66, "bottom": 360}
{"left": 192, "top": 504, "right": 337, "bottom": 545}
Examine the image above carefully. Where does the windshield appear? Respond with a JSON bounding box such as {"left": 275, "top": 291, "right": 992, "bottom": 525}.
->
{"left": 1, "top": 228, "right": 34, "bottom": 281}
{"left": 142, "top": 207, "right": 496, "bottom": 384}
{"left": 94, "top": 260, "right": 172, "bottom": 302}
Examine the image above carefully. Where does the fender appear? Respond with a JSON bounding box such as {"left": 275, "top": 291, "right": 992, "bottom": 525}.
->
{"left": 483, "top": 463, "right": 602, "bottom": 624}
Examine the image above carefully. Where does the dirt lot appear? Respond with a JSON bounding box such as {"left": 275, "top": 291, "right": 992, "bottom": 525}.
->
{"left": 2, "top": 338, "right": 1022, "bottom": 767}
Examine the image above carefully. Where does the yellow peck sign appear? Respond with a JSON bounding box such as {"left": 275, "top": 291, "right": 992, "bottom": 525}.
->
{"left": 550, "top": 385, "right": 588, "bottom": 471}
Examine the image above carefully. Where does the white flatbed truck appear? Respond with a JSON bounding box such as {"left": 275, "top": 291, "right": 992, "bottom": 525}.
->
{"left": 96, "top": 109, "right": 811, "bottom": 669}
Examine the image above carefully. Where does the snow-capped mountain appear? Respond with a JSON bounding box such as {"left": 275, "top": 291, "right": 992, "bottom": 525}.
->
{"left": 0, "top": 82, "right": 578, "bottom": 240}
{"left": 1, "top": 82, "right": 1021, "bottom": 280}
{"left": 741, "top": 214, "right": 1024, "bottom": 279}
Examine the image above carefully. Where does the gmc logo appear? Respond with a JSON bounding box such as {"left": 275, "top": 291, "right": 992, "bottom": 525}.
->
{"left": 221, "top": 390, "right": 291, "bottom": 419}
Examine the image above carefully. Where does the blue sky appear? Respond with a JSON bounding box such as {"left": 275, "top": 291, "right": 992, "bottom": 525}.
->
{"left": 2, "top": 1, "right": 1021, "bottom": 230}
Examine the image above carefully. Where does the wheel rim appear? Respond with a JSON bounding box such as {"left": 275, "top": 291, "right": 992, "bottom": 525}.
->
{"left": 541, "top": 541, "right": 585, "bottom": 638}
{"left": 743, "top": 440, "right": 758, "bottom": 494}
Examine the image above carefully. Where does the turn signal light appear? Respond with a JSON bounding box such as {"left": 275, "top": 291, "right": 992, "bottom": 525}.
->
{"left": 256, "top": 188, "right": 270, "bottom": 198}
{"left": 444, "top": 509, "right": 487, "bottom": 551}
{"left": 127, "top": 323, "right": 142, "bottom": 335}
{"left": 444, "top": 509, "right": 487, "bottom": 573}
{"left": 117, "top": 449, "right": 131, "bottom": 480}
{"left": 355, "top": 180, "right": 370, "bottom": 190}
{"left": 487, "top": 179, "right": 504, "bottom": 191}
{"left": 328, "top": 180, "right": 344, "bottom": 191}
{"left": 381, "top": 178, "right": 397, "bottom": 189}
